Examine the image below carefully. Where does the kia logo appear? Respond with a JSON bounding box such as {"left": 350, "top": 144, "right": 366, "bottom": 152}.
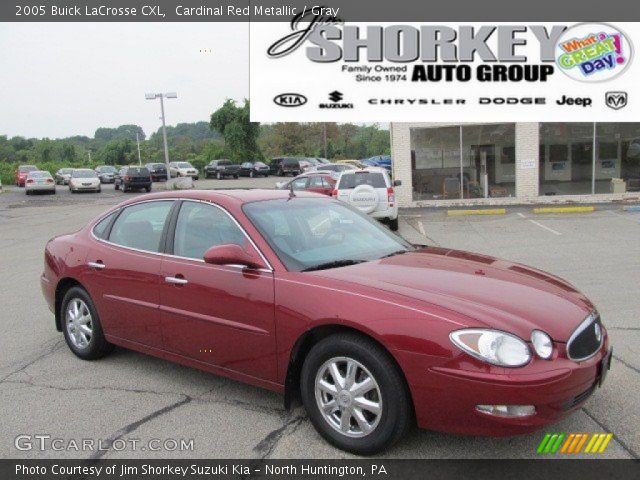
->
{"left": 273, "top": 93, "right": 307, "bottom": 107}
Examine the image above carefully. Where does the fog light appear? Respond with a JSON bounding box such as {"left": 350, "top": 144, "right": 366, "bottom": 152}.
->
{"left": 476, "top": 405, "right": 536, "bottom": 417}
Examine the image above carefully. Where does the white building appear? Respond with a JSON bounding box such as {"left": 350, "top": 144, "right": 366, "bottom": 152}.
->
{"left": 390, "top": 122, "right": 640, "bottom": 207}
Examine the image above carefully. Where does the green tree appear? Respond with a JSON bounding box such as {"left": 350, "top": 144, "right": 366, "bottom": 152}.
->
{"left": 210, "top": 99, "right": 260, "bottom": 162}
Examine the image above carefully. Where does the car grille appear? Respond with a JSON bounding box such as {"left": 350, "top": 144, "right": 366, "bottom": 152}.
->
{"left": 567, "top": 312, "right": 603, "bottom": 361}
{"left": 560, "top": 384, "right": 596, "bottom": 411}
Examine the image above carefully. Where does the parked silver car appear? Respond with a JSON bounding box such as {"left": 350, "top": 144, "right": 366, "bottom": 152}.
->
{"left": 55, "top": 168, "right": 73, "bottom": 185}
{"left": 25, "top": 171, "right": 56, "bottom": 195}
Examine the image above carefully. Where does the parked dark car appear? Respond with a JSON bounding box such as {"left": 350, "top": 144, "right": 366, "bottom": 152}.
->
{"left": 270, "top": 157, "right": 303, "bottom": 176}
{"left": 114, "top": 166, "right": 152, "bottom": 193}
{"left": 145, "top": 163, "right": 168, "bottom": 182}
{"left": 239, "top": 161, "right": 270, "bottom": 177}
{"left": 95, "top": 165, "right": 118, "bottom": 184}
{"left": 204, "top": 159, "right": 241, "bottom": 179}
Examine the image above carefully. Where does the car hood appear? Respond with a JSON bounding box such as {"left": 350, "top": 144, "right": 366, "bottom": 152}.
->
{"left": 312, "top": 248, "right": 593, "bottom": 341}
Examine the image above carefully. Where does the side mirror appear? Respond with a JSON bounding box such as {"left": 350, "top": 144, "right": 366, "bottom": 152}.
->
{"left": 393, "top": 179, "right": 402, "bottom": 187}
{"left": 203, "top": 244, "right": 264, "bottom": 270}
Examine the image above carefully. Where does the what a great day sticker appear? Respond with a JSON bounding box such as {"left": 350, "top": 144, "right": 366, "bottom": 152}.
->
{"left": 556, "top": 22, "right": 633, "bottom": 82}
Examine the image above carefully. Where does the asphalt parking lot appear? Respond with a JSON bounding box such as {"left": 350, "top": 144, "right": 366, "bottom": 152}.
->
{"left": 0, "top": 180, "right": 638, "bottom": 459}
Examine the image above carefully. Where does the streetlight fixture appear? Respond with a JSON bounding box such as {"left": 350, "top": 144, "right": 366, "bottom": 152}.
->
{"left": 145, "top": 92, "right": 177, "bottom": 180}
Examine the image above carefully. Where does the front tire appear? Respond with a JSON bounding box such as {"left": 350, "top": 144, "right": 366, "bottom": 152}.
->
{"left": 61, "top": 286, "right": 114, "bottom": 360}
{"left": 300, "top": 334, "right": 411, "bottom": 455}
{"left": 388, "top": 217, "right": 399, "bottom": 231}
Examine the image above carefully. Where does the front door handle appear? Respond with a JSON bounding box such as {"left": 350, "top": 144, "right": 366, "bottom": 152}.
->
{"left": 165, "top": 276, "right": 188, "bottom": 285}
{"left": 88, "top": 261, "right": 106, "bottom": 269}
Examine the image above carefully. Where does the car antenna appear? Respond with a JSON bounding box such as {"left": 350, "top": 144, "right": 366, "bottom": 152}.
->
{"left": 288, "top": 180, "right": 296, "bottom": 199}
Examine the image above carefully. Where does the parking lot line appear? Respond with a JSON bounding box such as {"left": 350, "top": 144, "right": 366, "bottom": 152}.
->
{"left": 517, "top": 212, "right": 562, "bottom": 235}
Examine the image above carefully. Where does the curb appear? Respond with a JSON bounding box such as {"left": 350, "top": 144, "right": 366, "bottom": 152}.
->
{"left": 447, "top": 208, "right": 506, "bottom": 216}
{"left": 533, "top": 206, "right": 595, "bottom": 214}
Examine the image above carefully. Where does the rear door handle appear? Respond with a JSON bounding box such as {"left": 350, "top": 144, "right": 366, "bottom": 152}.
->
{"left": 88, "top": 261, "right": 106, "bottom": 269}
{"left": 165, "top": 276, "right": 188, "bottom": 285}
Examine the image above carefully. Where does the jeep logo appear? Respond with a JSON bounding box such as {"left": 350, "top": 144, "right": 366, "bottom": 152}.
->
{"left": 273, "top": 93, "right": 307, "bottom": 107}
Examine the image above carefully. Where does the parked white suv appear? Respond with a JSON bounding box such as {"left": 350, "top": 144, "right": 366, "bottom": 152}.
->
{"left": 333, "top": 167, "right": 401, "bottom": 231}
{"left": 169, "top": 161, "right": 199, "bottom": 179}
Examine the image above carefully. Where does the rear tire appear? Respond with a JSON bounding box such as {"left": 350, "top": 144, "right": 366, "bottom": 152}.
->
{"left": 389, "top": 218, "right": 399, "bottom": 231}
{"left": 61, "top": 286, "right": 114, "bottom": 360}
{"left": 115, "top": 183, "right": 119, "bottom": 190}
{"left": 145, "top": 186, "right": 151, "bottom": 192}
{"left": 300, "top": 334, "right": 411, "bottom": 455}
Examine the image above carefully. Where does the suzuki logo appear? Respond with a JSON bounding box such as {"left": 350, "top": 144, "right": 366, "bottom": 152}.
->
{"left": 329, "top": 90, "right": 343, "bottom": 102}
{"left": 605, "top": 91, "right": 628, "bottom": 110}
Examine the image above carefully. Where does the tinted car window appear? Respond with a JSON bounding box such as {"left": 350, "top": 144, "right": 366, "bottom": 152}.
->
{"left": 93, "top": 212, "right": 118, "bottom": 240}
{"left": 28, "top": 171, "right": 51, "bottom": 178}
{"left": 217, "top": 160, "right": 231, "bottom": 166}
{"left": 108, "top": 201, "right": 173, "bottom": 252}
{"left": 338, "top": 172, "right": 386, "bottom": 189}
{"left": 72, "top": 170, "right": 98, "bottom": 178}
{"left": 308, "top": 176, "right": 325, "bottom": 188}
{"left": 283, "top": 159, "right": 300, "bottom": 166}
{"left": 241, "top": 162, "right": 252, "bottom": 168}
{"left": 291, "top": 178, "right": 309, "bottom": 190}
{"left": 173, "top": 202, "right": 246, "bottom": 260}
{"left": 125, "top": 167, "right": 150, "bottom": 176}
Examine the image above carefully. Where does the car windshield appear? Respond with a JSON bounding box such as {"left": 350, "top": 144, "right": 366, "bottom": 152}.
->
{"left": 28, "top": 171, "right": 51, "bottom": 178}
{"left": 19, "top": 166, "right": 37, "bottom": 173}
{"left": 216, "top": 160, "right": 231, "bottom": 166}
{"left": 243, "top": 198, "right": 413, "bottom": 272}
{"left": 72, "top": 170, "right": 98, "bottom": 178}
{"left": 59, "top": 168, "right": 73, "bottom": 174}
{"left": 338, "top": 172, "right": 387, "bottom": 189}
{"left": 97, "top": 166, "right": 117, "bottom": 173}
{"left": 177, "top": 162, "right": 193, "bottom": 168}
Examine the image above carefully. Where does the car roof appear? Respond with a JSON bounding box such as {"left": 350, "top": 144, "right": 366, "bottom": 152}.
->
{"left": 114, "top": 189, "right": 324, "bottom": 209}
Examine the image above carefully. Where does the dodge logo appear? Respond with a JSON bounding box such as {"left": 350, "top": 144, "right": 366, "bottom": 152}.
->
{"left": 273, "top": 93, "right": 307, "bottom": 107}
{"left": 605, "top": 91, "right": 628, "bottom": 110}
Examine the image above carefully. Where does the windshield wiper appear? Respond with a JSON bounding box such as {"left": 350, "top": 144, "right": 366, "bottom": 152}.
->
{"left": 379, "top": 250, "right": 409, "bottom": 259}
{"left": 301, "top": 259, "right": 367, "bottom": 272}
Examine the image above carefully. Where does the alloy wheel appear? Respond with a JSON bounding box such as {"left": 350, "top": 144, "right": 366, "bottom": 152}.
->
{"left": 65, "top": 298, "right": 93, "bottom": 349}
{"left": 314, "top": 356, "right": 382, "bottom": 438}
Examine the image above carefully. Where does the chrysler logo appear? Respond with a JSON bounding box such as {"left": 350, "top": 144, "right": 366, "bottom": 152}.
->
{"left": 605, "top": 91, "right": 628, "bottom": 110}
{"left": 273, "top": 93, "right": 307, "bottom": 107}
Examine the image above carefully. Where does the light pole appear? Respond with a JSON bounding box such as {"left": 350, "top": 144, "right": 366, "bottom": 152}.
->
{"left": 145, "top": 92, "right": 177, "bottom": 179}
{"left": 126, "top": 129, "right": 143, "bottom": 166}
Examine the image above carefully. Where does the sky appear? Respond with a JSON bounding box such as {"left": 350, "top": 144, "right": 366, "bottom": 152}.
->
{"left": 0, "top": 23, "right": 249, "bottom": 139}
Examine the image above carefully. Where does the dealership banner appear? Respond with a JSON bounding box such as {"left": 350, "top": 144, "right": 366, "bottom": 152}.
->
{"left": 250, "top": 20, "right": 638, "bottom": 122}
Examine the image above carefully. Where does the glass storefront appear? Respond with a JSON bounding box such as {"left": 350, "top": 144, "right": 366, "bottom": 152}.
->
{"left": 539, "top": 123, "right": 640, "bottom": 196}
{"left": 411, "top": 124, "right": 515, "bottom": 201}
{"left": 408, "top": 122, "right": 640, "bottom": 202}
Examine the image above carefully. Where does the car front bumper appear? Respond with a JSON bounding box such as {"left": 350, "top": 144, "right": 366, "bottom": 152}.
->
{"left": 398, "top": 334, "right": 611, "bottom": 436}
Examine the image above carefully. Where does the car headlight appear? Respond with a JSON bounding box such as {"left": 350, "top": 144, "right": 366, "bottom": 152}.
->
{"left": 450, "top": 329, "right": 531, "bottom": 367}
{"left": 531, "top": 330, "right": 553, "bottom": 359}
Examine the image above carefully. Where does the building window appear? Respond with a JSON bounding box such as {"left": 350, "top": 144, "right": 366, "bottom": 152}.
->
{"left": 539, "top": 123, "right": 640, "bottom": 196}
{"left": 410, "top": 124, "right": 515, "bottom": 201}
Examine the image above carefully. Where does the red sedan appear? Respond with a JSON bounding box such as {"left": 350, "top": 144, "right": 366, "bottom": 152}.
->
{"left": 15, "top": 164, "right": 38, "bottom": 187}
{"left": 276, "top": 172, "right": 336, "bottom": 196}
{"left": 40, "top": 190, "right": 611, "bottom": 455}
